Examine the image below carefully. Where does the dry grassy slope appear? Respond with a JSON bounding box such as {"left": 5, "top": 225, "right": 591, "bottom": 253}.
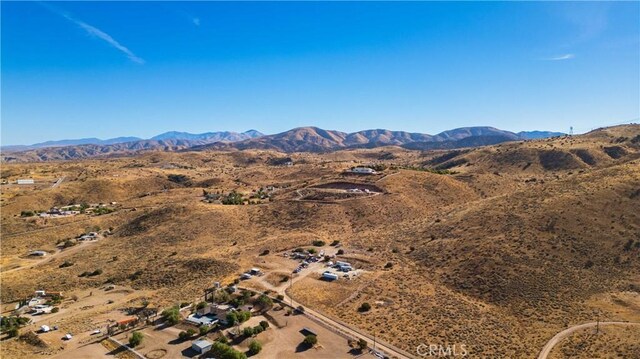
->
{"left": 1, "top": 125, "right": 639, "bottom": 357}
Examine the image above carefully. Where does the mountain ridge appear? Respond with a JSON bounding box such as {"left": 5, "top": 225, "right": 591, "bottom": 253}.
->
{"left": 2, "top": 126, "right": 567, "bottom": 162}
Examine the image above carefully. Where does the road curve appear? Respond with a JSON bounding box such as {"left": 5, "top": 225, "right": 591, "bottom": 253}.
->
{"left": 537, "top": 321, "right": 640, "bottom": 359}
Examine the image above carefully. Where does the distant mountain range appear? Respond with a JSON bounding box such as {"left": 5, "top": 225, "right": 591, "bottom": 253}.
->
{"left": 1, "top": 127, "right": 565, "bottom": 162}
{"left": 1, "top": 130, "right": 263, "bottom": 152}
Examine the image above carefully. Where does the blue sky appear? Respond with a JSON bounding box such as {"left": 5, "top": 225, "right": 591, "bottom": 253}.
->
{"left": 2, "top": 1, "right": 639, "bottom": 145}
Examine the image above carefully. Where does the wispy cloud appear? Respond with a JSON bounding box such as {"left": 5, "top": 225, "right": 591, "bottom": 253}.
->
{"left": 39, "top": 2, "right": 144, "bottom": 64}
{"left": 544, "top": 54, "right": 575, "bottom": 61}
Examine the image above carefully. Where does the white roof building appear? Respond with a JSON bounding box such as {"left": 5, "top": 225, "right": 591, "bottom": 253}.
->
{"left": 351, "top": 167, "right": 376, "bottom": 174}
{"left": 192, "top": 339, "right": 213, "bottom": 354}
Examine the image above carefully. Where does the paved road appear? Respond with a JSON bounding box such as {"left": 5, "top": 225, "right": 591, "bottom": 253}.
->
{"left": 537, "top": 321, "right": 640, "bottom": 359}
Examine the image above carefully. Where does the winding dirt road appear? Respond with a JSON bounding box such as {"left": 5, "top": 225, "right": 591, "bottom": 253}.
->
{"left": 537, "top": 321, "right": 640, "bottom": 359}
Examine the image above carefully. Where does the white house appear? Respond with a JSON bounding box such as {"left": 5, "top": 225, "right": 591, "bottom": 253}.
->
{"left": 17, "top": 179, "right": 35, "bottom": 185}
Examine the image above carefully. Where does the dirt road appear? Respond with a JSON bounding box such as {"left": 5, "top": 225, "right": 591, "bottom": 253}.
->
{"left": 537, "top": 321, "right": 640, "bottom": 359}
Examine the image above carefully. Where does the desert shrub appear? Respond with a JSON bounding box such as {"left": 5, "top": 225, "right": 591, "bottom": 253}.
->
{"left": 196, "top": 301, "right": 207, "bottom": 309}
{"left": 59, "top": 261, "right": 74, "bottom": 268}
{"left": 357, "top": 338, "right": 368, "bottom": 350}
{"left": 307, "top": 248, "right": 317, "bottom": 254}
{"left": 7, "top": 327, "right": 19, "bottom": 338}
{"left": 358, "top": 302, "right": 371, "bottom": 312}
{"left": 51, "top": 307, "right": 59, "bottom": 313}
{"left": 129, "top": 331, "right": 143, "bottom": 347}
{"left": 167, "top": 174, "right": 190, "bottom": 184}
{"left": 161, "top": 306, "right": 181, "bottom": 325}
{"left": 623, "top": 239, "right": 634, "bottom": 252}
{"left": 260, "top": 249, "right": 270, "bottom": 256}
{"left": 312, "top": 240, "right": 326, "bottom": 247}
{"left": 217, "top": 335, "right": 229, "bottom": 344}
{"left": 330, "top": 240, "right": 340, "bottom": 246}
{"left": 20, "top": 211, "right": 35, "bottom": 217}
{"left": 303, "top": 334, "right": 317, "bottom": 346}
{"left": 293, "top": 248, "right": 304, "bottom": 253}
{"left": 90, "top": 269, "right": 103, "bottom": 276}
{"left": 276, "top": 294, "right": 284, "bottom": 301}
{"left": 221, "top": 191, "right": 244, "bottom": 205}
{"left": 180, "top": 302, "right": 190, "bottom": 308}
{"left": 129, "top": 270, "right": 144, "bottom": 281}
{"left": 384, "top": 262, "right": 393, "bottom": 269}
{"left": 79, "top": 271, "right": 91, "bottom": 277}
{"left": 337, "top": 249, "right": 345, "bottom": 255}
{"left": 259, "top": 321, "right": 269, "bottom": 330}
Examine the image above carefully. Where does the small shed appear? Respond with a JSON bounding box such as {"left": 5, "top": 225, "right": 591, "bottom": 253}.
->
{"left": 192, "top": 339, "right": 213, "bottom": 354}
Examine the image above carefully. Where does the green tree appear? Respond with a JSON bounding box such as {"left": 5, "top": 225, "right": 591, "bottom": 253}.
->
{"left": 259, "top": 320, "right": 269, "bottom": 330}
{"left": 248, "top": 340, "right": 262, "bottom": 355}
{"left": 129, "top": 331, "right": 143, "bottom": 347}
{"left": 303, "top": 334, "right": 317, "bottom": 346}
{"left": 226, "top": 311, "right": 238, "bottom": 326}
{"left": 243, "top": 326, "right": 254, "bottom": 337}
{"left": 199, "top": 325, "right": 210, "bottom": 336}
{"left": 358, "top": 302, "right": 371, "bottom": 312}
{"left": 161, "top": 306, "right": 181, "bottom": 325}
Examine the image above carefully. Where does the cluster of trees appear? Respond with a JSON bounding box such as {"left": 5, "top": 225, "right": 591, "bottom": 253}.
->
{"left": 210, "top": 341, "right": 247, "bottom": 359}
{"left": 242, "top": 320, "right": 269, "bottom": 338}
{"left": 178, "top": 328, "right": 197, "bottom": 340}
{"left": 1, "top": 316, "right": 30, "bottom": 338}
{"left": 226, "top": 310, "right": 251, "bottom": 326}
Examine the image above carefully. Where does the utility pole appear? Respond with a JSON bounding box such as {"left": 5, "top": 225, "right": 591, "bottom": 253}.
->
{"left": 373, "top": 331, "right": 376, "bottom": 351}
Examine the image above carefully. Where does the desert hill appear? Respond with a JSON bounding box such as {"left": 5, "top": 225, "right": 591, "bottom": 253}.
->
{"left": 1, "top": 124, "right": 638, "bottom": 358}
